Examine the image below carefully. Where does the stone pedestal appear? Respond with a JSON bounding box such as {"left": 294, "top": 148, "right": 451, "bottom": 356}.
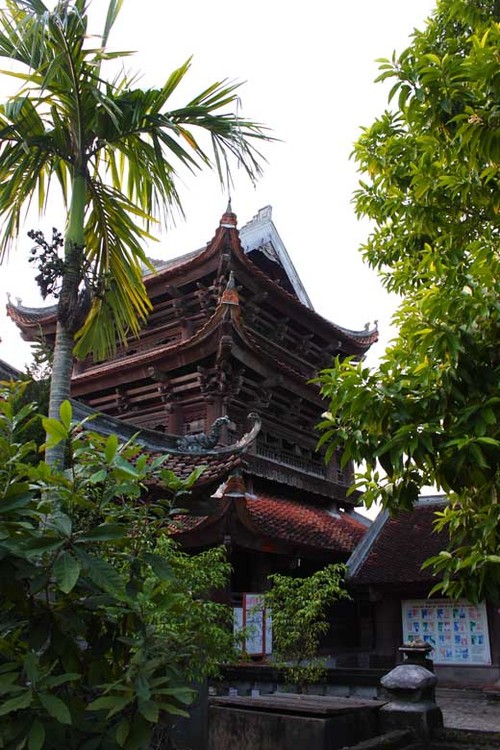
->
{"left": 379, "top": 663, "right": 443, "bottom": 743}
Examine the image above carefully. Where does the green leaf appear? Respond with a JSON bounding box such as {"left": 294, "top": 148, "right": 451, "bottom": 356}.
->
{"left": 144, "top": 552, "right": 172, "bottom": 580}
{"left": 44, "top": 673, "right": 80, "bottom": 688}
{"left": 89, "top": 469, "right": 107, "bottom": 484}
{"left": 112, "top": 455, "right": 141, "bottom": 477}
{"left": 138, "top": 699, "right": 159, "bottom": 723}
{"left": 155, "top": 686, "right": 195, "bottom": 704}
{"left": 23, "top": 652, "right": 38, "bottom": 684}
{"left": 160, "top": 702, "right": 190, "bottom": 717}
{"left": 28, "top": 719, "right": 45, "bottom": 750}
{"left": 59, "top": 400, "right": 72, "bottom": 430}
{"left": 0, "top": 671, "right": 21, "bottom": 692}
{"left": 41, "top": 418, "right": 68, "bottom": 444}
{"left": 80, "top": 553, "right": 126, "bottom": 597}
{"left": 23, "top": 536, "right": 65, "bottom": 557}
{"left": 48, "top": 511, "right": 72, "bottom": 537}
{"left": 78, "top": 523, "right": 127, "bottom": 542}
{"left": 0, "top": 485, "right": 34, "bottom": 513}
{"left": 0, "top": 688, "right": 32, "bottom": 715}
{"left": 53, "top": 551, "right": 81, "bottom": 593}
{"left": 38, "top": 692, "right": 72, "bottom": 724}
{"left": 116, "top": 717, "right": 130, "bottom": 747}
{"left": 86, "top": 695, "right": 132, "bottom": 715}
{"left": 105, "top": 433, "right": 118, "bottom": 463}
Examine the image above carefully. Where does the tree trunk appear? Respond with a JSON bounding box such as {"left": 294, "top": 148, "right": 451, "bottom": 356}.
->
{"left": 45, "top": 171, "right": 86, "bottom": 469}
{"left": 45, "top": 321, "right": 75, "bottom": 467}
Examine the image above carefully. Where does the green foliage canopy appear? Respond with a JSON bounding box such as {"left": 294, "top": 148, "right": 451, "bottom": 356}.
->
{"left": 0, "top": 382, "right": 233, "bottom": 749}
{"left": 317, "top": 0, "right": 500, "bottom": 602}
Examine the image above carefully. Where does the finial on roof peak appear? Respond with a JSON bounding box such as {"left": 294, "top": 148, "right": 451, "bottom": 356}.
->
{"left": 220, "top": 200, "right": 237, "bottom": 228}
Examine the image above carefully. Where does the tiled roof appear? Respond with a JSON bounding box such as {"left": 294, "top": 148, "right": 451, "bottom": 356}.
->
{"left": 71, "top": 400, "right": 260, "bottom": 459}
{"left": 234, "top": 232, "right": 378, "bottom": 349}
{"left": 349, "top": 500, "right": 448, "bottom": 585}
{"left": 169, "top": 498, "right": 229, "bottom": 538}
{"left": 170, "top": 492, "right": 367, "bottom": 555}
{"left": 169, "top": 513, "right": 213, "bottom": 533}
{"left": 158, "top": 452, "right": 244, "bottom": 485}
{"left": 7, "top": 209, "right": 378, "bottom": 352}
{"left": 246, "top": 495, "right": 366, "bottom": 554}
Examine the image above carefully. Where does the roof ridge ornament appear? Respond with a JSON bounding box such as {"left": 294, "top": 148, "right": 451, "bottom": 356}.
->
{"left": 70, "top": 400, "right": 261, "bottom": 457}
{"left": 220, "top": 200, "right": 237, "bottom": 228}
{"left": 176, "top": 416, "right": 230, "bottom": 453}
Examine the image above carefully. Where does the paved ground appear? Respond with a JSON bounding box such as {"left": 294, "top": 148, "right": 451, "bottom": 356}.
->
{"left": 436, "top": 688, "right": 500, "bottom": 732}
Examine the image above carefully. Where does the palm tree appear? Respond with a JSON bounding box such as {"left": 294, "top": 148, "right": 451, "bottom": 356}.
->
{"left": 0, "top": 0, "right": 268, "bottom": 466}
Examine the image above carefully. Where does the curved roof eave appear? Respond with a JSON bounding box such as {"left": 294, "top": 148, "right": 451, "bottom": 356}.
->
{"left": 6, "top": 209, "right": 379, "bottom": 353}
{"left": 71, "top": 398, "right": 261, "bottom": 457}
{"left": 73, "top": 290, "right": 321, "bottom": 396}
{"left": 130, "top": 211, "right": 379, "bottom": 351}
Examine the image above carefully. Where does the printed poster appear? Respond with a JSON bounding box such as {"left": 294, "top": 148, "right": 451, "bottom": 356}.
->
{"left": 233, "top": 594, "right": 272, "bottom": 656}
{"left": 401, "top": 599, "right": 491, "bottom": 665}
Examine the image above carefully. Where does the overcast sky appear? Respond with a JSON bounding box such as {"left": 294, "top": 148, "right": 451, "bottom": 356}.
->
{"left": 0, "top": 0, "right": 437, "bottom": 370}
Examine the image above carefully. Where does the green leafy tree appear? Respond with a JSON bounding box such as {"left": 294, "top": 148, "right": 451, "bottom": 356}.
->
{"left": 317, "top": 0, "right": 500, "bottom": 602}
{"left": 0, "top": 0, "right": 268, "bottom": 466}
{"left": 264, "top": 565, "right": 349, "bottom": 691}
{"left": 0, "top": 382, "right": 233, "bottom": 749}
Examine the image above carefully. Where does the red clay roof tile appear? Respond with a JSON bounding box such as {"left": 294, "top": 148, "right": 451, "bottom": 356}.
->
{"left": 170, "top": 493, "right": 366, "bottom": 555}
{"left": 246, "top": 495, "right": 366, "bottom": 554}
{"left": 156, "top": 452, "right": 244, "bottom": 485}
{"left": 351, "top": 502, "right": 448, "bottom": 585}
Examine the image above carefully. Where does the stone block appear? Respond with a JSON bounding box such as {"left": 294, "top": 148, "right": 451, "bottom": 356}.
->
{"left": 379, "top": 701, "right": 443, "bottom": 741}
{"left": 208, "top": 695, "right": 381, "bottom": 750}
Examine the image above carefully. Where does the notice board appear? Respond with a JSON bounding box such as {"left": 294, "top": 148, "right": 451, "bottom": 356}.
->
{"left": 233, "top": 594, "right": 272, "bottom": 657}
{"left": 401, "top": 599, "right": 491, "bottom": 665}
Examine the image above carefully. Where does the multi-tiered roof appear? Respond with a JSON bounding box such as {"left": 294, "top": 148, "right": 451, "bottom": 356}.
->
{"left": 7, "top": 205, "right": 377, "bottom": 564}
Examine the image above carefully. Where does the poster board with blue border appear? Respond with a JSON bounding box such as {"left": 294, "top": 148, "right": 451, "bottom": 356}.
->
{"left": 401, "top": 599, "right": 491, "bottom": 665}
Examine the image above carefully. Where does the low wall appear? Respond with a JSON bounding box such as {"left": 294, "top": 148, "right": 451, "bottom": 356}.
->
{"left": 213, "top": 664, "right": 386, "bottom": 700}
{"left": 435, "top": 664, "right": 500, "bottom": 687}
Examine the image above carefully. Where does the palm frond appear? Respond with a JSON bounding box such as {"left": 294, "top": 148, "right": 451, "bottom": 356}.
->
{"left": 75, "top": 177, "right": 154, "bottom": 358}
{"left": 101, "top": 0, "right": 123, "bottom": 48}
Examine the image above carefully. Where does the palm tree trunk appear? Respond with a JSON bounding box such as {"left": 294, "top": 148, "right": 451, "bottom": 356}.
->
{"left": 46, "top": 321, "right": 75, "bottom": 467}
{"left": 45, "top": 171, "right": 86, "bottom": 468}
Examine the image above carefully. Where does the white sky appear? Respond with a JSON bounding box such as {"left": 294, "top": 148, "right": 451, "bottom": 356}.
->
{"left": 0, "top": 0, "right": 437, "bottom": 370}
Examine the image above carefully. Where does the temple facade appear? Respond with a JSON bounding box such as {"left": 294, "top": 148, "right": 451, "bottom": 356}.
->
{"left": 8, "top": 205, "right": 377, "bottom": 644}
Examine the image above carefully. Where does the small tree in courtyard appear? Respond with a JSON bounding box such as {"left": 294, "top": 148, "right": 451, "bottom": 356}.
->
{"left": 264, "top": 564, "right": 350, "bottom": 691}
